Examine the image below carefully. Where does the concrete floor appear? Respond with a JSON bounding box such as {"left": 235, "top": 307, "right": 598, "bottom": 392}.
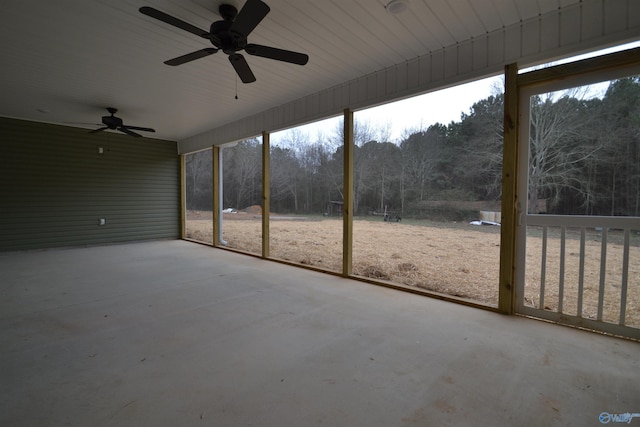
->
{"left": 1, "top": 240, "right": 638, "bottom": 427}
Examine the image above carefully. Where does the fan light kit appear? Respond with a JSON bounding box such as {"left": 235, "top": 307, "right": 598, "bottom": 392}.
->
{"left": 139, "top": 0, "right": 309, "bottom": 84}
{"left": 386, "top": 0, "right": 410, "bottom": 14}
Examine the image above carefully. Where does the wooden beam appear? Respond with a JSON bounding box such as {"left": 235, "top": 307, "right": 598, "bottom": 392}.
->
{"left": 499, "top": 63, "right": 519, "bottom": 315}
{"left": 343, "top": 109, "right": 354, "bottom": 277}
{"left": 517, "top": 46, "right": 640, "bottom": 89}
{"left": 212, "top": 145, "right": 221, "bottom": 247}
{"left": 262, "top": 132, "right": 270, "bottom": 258}
{"left": 179, "top": 153, "right": 186, "bottom": 239}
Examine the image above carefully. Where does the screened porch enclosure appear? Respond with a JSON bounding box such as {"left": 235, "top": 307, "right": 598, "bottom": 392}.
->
{"left": 516, "top": 59, "right": 640, "bottom": 339}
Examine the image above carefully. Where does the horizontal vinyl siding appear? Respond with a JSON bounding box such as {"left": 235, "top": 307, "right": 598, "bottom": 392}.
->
{"left": 0, "top": 117, "right": 180, "bottom": 251}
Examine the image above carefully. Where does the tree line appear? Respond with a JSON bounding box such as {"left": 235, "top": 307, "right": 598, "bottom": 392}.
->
{"left": 186, "top": 77, "right": 640, "bottom": 219}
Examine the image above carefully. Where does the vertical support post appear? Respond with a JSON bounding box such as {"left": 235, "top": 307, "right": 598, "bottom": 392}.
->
{"left": 499, "top": 63, "right": 519, "bottom": 314}
{"left": 179, "top": 153, "right": 186, "bottom": 239}
{"left": 212, "top": 145, "right": 221, "bottom": 247}
{"left": 262, "top": 131, "right": 270, "bottom": 259}
{"left": 343, "top": 108, "right": 354, "bottom": 277}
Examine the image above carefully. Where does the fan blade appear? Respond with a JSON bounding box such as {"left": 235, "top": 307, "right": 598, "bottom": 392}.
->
{"left": 123, "top": 126, "right": 155, "bottom": 133}
{"left": 165, "top": 48, "right": 218, "bottom": 66}
{"left": 229, "top": 54, "right": 256, "bottom": 83}
{"left": 89, "top": 127, "right": 108, "bottom": 134}
{"left": 230, "top": 0, "right": 270, "bottom": 37}
{"left": 139, "top": 6, "right": 210, "bottom": 39}
{"left": 245, "top": 44, "right": 308, "bottom": 65}
{"left": 118, "top": 127, "right": 143, "bottom": 138}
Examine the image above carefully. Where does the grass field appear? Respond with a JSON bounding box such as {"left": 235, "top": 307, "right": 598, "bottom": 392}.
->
{"left": 185, "top": 211, "right": 639, "bottom": 328}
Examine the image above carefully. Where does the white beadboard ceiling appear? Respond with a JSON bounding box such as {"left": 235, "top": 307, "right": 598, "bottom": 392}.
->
{"left": 0, "top": 0, "right": 637, "bottom": 144}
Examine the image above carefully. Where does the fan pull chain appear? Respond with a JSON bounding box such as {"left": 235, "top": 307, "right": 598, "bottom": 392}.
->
{"left": 235, "top": 75, "right": 238, "bottom": 100}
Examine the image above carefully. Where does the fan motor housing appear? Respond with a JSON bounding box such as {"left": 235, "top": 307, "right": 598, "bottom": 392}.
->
{"left": 210, "top": 21, "right": 246, "bottom": 54}
{"left": 102, "top": 115, "right": 123, "bottom": 129}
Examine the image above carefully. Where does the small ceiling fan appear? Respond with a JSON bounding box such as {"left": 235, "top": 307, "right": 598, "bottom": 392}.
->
{"left": 139, "top": 0, "right": 309, "bottom": 83}
{"left": 87, "top": 108, "right": 155, "bottom": 138}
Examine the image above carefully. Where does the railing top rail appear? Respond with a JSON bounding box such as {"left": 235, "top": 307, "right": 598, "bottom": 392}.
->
{"left": 525, "top": 214, "right": 640, "bottom": 228}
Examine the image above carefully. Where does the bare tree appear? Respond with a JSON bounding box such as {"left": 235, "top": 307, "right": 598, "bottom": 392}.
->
{"left": 223, "top": 139, "right": 261, "bottom": 210}
{"left": 400, "top": 127, "right": 443, "bottom": 202}
{"left": 332, "top": 117, "right": 391, "bottom": 147}
{"left": 457, "top": 95, "right": 504, "bottom": 200}
{"left": 185, "top": 149, "right": 212, "bottom": 211}
{"left": 594, "top": 77, "right": 640, "bottom": 216}
{"left": 527, "top": 89, "right": 599, "bottom": 213}
{"left": 326, "top": 118, "right": 395, "bottom": 213}
{"left": 270, "top": 146, "right": 300, "bottom": 212}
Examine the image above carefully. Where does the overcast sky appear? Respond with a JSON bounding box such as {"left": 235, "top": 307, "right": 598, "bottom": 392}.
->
{"left": 353, "top": 75, "right": 501, "bottom": 141}
{"left": 271, "top": 74, "right": 501, "bottom": 145}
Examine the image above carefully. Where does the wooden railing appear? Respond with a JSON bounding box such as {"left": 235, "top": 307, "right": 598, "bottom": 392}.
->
{"left": 519, "top": 214, "right": 639, "bottom": 339}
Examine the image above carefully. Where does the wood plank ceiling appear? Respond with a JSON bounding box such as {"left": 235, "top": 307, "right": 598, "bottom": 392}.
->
{"left": 0, "top": 0, "right": 632, "bottom": 143}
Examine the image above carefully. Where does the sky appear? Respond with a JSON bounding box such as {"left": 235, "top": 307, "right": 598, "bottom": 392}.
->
{"left": 272, "top": 75, "right": 501, "bottom": 145}
{"left": 272, "top": 40, "right": 640, "bottom": 146}
{"left": 353, "top": 75, "right": 501, "bottom": 141}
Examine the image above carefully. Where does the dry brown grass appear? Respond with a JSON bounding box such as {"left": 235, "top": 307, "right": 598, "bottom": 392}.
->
{"left": 186, "top": 212, "right": 639, "bottom": 328}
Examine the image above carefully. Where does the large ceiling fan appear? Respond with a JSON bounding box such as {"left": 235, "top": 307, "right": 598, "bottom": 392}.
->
{"left": 84, "top": 108, "right": 156, "bottom": 138}
{"left": 139, "top": 0, "right": 309, "bottom": 83}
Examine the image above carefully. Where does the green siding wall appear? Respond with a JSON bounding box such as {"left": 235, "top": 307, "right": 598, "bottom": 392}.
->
{"left": 0, "top": 117, "right": 180, "bottom": 251}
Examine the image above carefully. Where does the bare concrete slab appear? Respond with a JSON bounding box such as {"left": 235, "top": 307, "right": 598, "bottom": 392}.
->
{"left": 1, "top": 240, "right": 638, "bottom": 426}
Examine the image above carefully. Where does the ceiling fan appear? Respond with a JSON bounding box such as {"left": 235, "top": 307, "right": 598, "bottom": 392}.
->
{"left": 86, "top": 108, "right": 155, "bottom": 138}
{"left": 139, "top": 0, "right": 309, "bottom": 83}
